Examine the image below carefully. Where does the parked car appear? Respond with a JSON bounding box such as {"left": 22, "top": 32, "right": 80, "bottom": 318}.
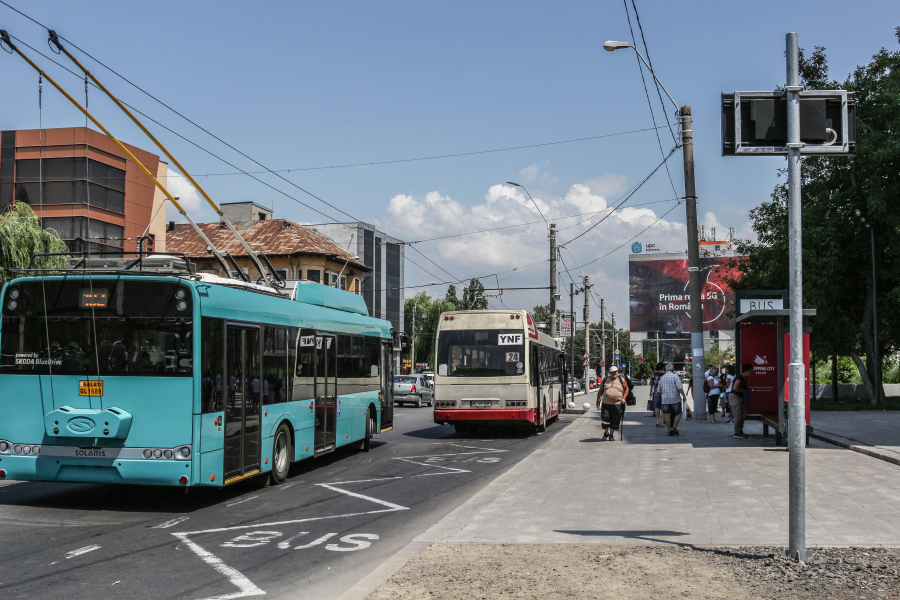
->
{"left": 421, "top": 372, "right": 436, "bottom": 400}
{"left": 633, "top": 379, "right": 646, "bottom": 386}
{"left": 566, "top": 377, "right": 581, "bottom": 392}
{"left": 393, "top": 374, "right": 434, "bottom": 407}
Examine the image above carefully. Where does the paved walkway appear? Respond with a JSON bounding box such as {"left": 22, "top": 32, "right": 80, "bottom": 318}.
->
{"left": 811, "top": 410, "right": 900, "bottom": 465}
{"left": 417, "top": 398, "right": 900, "bottom": 547}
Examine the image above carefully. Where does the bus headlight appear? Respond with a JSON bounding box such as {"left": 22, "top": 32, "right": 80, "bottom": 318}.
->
{"left": 163, "top": 450, "right": 174, "bottom": 459}
{"left": 176, "top": 300, "right": 188, "bottom": 312}
{"left": 176, "top": 446, "right": 191, "bottom": 460}
{"left": 153, "top": 449, "right": 163, "bottom": 459}
{"left": 174, "top": 288, "right": 186, "bottom": 300}
{"left": 8, "top": 287, "right": 19, "bottom": 299}
{"left": 0, "top": 441, "right": 8, "bottom": 452}
{"left": 7, "top": 299, "right": 17, "bottom": 311}
{"left": 143, "top": 449, "right": 152, "bottom": 458}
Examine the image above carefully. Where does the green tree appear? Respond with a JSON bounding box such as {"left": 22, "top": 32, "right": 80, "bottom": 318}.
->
{"left": 729, "top": 32, "right": 900, "bottom": 405}
{"left": 460, "top": 278, "right": 488, "bottom": 310}
{"left": 404, "top": 293, "right": 458, "bottom": 370}
{"left": 0, "top": 202, "right": 68, "bottom": 284}
{"left": 444, "top": 284, "right": 459, "bottom": 310}
{"left": 532, "top": 303, "right": 551, "bottom": 323}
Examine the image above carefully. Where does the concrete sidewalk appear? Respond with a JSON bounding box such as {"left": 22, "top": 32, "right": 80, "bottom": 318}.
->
{"left": 417, "top": 403, "right": 900, "bottom": 547}
{"left": 810, "top": 410, "right": 900, "bottom": 466}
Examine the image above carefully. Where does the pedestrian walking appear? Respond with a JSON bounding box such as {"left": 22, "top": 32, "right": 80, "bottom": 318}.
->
{"left": 722, "top": 365, "right": 736, "bottom": 422}
{"left": 728, "top": 364, "right": 752, "bottom": 438}
{"left": 706, "top": 366, "right": 722, "bottom": 424}
{"left": 658, "top": 363, "right": 686, "bottom": 436}
{"left": 596, "top": 365, "right": 629, "bottom": 441}
{"left": 648, "top": 362, "right": 665, "bottom": 427}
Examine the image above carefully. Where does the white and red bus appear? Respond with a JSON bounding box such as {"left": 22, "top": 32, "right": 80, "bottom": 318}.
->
{"left": 432, "top": 310, "right": 564, "bottom": 433}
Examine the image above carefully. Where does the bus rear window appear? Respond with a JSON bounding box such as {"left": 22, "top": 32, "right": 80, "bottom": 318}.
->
{"left": 1, "top": 279, "right": 193, "bottom": 376}
{"left": 436, "top": 329, "right": 525, "bottom": 377}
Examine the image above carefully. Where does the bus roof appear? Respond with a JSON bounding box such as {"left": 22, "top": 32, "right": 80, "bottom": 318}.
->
{"left": 436, "top": 309, "right": 559, "bottom": 350}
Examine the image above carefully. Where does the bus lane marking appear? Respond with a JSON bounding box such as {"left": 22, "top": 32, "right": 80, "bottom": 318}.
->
{"left": 293, "top": 532, "right": 337, "bottom": 549}
{"left": 65, "top": 545, "right": 100, "bottom": 559}
{"left": 277, "top": 531, "right": 309, "bottom": 549}
{"left": 225, "top": 495, "right": 258, "bottom": 508}
{"left": 154, "top": 516, "right": 189, "bottom": 529}
{"left": 172, "top": 480, "right": 411, "bottom": 599}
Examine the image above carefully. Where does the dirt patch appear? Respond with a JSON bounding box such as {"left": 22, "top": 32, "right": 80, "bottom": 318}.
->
{"left": 366, "top": 544, "right": 900, "bottom": 600}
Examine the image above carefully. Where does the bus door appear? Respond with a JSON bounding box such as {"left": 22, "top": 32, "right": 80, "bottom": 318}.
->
{"left": 224, "top": 323, "right": 262, "bottom": 483}
{"left": 314, "top": 334, "right": 337, "bottom": 454}
{"left": 379, "top": 340, "right": 394, "bottom": 431}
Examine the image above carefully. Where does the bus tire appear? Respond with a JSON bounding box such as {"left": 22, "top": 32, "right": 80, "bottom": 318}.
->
{"left": 360, "top": 407, "right": 375, "bottom": 452}
{"left": 271, "top": 423, "right": 292, "bottom": 485}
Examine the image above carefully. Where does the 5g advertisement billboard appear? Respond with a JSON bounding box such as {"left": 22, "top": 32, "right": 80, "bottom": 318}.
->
{"left": 629, "top": 255, "right": 744, "bottom": 333}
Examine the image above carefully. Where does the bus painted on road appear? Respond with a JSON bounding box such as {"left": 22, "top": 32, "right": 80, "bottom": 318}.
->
{"left": 432, "top": 310, "right": 564, "bottom": 433}
{"left": 0, "top": 260, "right": 394, "bottom": 487}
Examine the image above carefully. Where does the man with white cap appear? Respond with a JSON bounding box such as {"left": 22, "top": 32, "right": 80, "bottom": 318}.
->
{"left": 596, "top": 365, "right": 629, "bottom": 441}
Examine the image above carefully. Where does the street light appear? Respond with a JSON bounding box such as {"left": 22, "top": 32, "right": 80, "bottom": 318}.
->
{"left": 604, "top": 38, "right": 708, "bottom": 420}
{"left": 855, "top": 209, "right": 881, "bottom": 404}
{"left": 334, "top": 255, "right": 360, "bottom": 289}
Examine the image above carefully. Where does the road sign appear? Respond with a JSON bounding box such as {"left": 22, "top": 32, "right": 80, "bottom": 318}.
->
{"left": 614, "top": 349, "right": 620, "bottom": 357}
{"left": 722, "top": 91, "right": 856, "bottom": 156}
{"left": 582, "top": 358, "right": 590, "bottom": 367}
{"left": 560, "top": 316, "right": 572, "bottom": 335}
{"left": 622, "top": 362, "right": 627, "bottom": 368}
{"left": 600, "top": 360, "right": 606, "bottom": 367}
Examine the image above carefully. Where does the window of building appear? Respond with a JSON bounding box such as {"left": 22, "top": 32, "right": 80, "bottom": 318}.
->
{"left": 14, "top": 158, "right": 126, "bottom": 213}
{"left": 41, "top": 216, "right": 125, "bottom": 251}
{"left": 274, "top": 269, "right": 287, "bottom": 281}
{"left": 306, "top": 269, "right": 320, "bottom": 284}
{"left": 0, "top": 131, "right": 15, "bottom": 211}
{"left": 341, "top": 276, "right": 347, "bottom": 291}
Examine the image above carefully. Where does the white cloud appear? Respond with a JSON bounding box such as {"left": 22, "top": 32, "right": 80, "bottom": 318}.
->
{"left": 376, "top": 176, "right": 688, "bottom": 314}
{"left": 518, "top": 164, "right": 540, "bottom": 184}
{"left": 165, "top": 166, "right": 214, "bottom": 223}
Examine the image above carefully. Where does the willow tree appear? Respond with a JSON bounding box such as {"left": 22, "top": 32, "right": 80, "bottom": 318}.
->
{"left": 0, "top": 202, "right": 69, "bottom": 285}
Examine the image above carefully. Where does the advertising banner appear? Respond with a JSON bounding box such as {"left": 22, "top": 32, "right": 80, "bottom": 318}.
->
{"left": 629, "top": 255, "right": 743, "bottom": 332}
{"left": 740, "top": 323, "right": 780, "bottom": 415}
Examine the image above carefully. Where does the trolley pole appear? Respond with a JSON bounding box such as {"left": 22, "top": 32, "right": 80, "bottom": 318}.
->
{"left": 682, "top": 106, "right": 707, "bottom": 422}
{"left": 785, "top": 31, "right": 806, "bottom": 563}
{"left": 550, "top": 224, "right": 558, "bottom": 338}
{"left": 583, "top": 276, "right": 591, "bottom": 387}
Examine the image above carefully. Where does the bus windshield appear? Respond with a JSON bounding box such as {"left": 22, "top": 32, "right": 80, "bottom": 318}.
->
{"left": 1, "top": 279, "right": 193, "bottom": 376}
{"left": 436, "top": 329, "right": 525, "bottom": 377}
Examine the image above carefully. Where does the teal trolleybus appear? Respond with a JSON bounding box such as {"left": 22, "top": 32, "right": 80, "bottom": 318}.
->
{"left": 0, "top": 256, "right": 394, "bottom": 487}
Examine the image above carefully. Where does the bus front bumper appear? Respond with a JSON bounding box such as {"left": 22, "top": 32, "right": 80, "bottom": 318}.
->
{"left": 0, "top": 454, "right": 193, "bottom": 487}
{"left": 434, "top": 408, "right": 537, "bottom": 425}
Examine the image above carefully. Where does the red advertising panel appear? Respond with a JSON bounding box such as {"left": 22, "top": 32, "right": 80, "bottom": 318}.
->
{"left": 740, "top": 323, "right": 779, "bottom": 415}
{"left": 629, "top": 255, "right": 743, "bottom": 332}
{"left": 783, "top": 333, "right": 811, "bottom": 426}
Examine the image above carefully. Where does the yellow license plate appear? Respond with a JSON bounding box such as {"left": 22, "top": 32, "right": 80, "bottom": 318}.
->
{"left": 79, "top": 380, "right": 103, "bottom": 396}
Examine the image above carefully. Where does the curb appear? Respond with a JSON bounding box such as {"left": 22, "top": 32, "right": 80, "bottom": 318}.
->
{"left": 810, "top": 430, "right": 900, "bottom": 467}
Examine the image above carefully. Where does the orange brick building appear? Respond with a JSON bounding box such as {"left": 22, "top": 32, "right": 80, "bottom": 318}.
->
{"left": 0, "top": 127, "right": 168, "bottom": 254}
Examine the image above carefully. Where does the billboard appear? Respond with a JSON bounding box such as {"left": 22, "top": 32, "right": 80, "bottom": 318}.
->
{"left": 629, "top": 255, "right": 743, "bottom": 332}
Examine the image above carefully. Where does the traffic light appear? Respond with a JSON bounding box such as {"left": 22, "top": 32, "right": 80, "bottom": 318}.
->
{"left": 398, "top": 333, "right": 410, "bottom": 352}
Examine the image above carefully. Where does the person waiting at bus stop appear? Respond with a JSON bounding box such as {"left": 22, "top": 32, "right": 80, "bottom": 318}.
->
{"left": 659, "top": 363, "right": 687, "bottom": 436}
{"left": 597, "top": 365, "right": 629, "bottom": 441}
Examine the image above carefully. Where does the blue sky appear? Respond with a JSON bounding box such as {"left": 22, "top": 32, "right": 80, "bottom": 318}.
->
{"left": 2, "top": 0, "right": 898, "bottom": 318}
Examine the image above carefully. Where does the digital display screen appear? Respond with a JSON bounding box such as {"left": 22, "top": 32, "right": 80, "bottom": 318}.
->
{"left": 79, "top": 288, "right": 109, "bottom": 309}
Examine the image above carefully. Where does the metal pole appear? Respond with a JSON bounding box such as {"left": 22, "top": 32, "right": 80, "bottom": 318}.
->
{"left": 601, "top": 298, "right": 606, "bottom": 379}
{"left": 570, "top": 283, "right": 575, "bottom": 407}
{"left": 612, "top": 313, "right": 617, "bottom": 366}
{"left": 550, "top": 224, "right": 558, "bottom": 338}
{"left": 584, "top": 276, "right": 591, "bottom": 386}
{"left": 682, "top": 106, "right": 707, "bottom": 421}
{"left": 870, "top": 226, "right": 880, "bottom": 404}
{"left": 411, "top": 303, "right": 417, "bottom": 374}
{"left": 785, "top": 31, "right": 806, "bottom": 563}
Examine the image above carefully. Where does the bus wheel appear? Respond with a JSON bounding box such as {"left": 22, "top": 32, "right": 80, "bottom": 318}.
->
{"left": 360, "top": 408, "right": 374, "bottom": 452}
{"left": 271, "top": 423, "right": 292, "bottom": 484}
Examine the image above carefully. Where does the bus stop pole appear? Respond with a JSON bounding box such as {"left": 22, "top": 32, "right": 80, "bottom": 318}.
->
{"left": 785, "top": 32, "right": 807, "bottom": 563}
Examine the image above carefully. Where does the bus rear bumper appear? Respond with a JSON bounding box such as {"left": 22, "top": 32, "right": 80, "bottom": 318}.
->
{"left": 434, "top": 408, "right": 537, "bottom": 425}
{"left": 0, "top": 455, "right": 193, "bottom": 487}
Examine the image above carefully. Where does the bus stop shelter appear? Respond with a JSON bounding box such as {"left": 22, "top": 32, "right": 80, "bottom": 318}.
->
{"left": 734, "top": 294, "right": 815, "bottom": 445}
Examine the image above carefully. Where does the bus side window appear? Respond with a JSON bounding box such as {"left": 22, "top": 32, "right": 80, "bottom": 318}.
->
{"left": 293, "top": 328, "right": 316, "bottom": 401}
{"left": 365, "top": 336, "right": 381, "bottom": 392}
{"left": 263, "top": 327, "right": 288, "bottom": 405}
{"left": 201, "top": 317, "right": 225, "bottom": 413}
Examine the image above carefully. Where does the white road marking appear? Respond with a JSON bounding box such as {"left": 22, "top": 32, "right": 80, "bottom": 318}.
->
{"left": 293, "top": 532, "right": 337, "bottom": 550}
{"left": 326, "top": 477, "right": 402, "bottom": 485}
{"left": 222, "top": 531, "right": 283, "bottom": 548}
{"left": 316, "top": 483, "right": 409, "bottom": 511}
{"left": 325, "top": 533, "right": 379, "bottom": 552}
{"left": 394, "top": 457, "right": 471, "bottom": 475}
{"left": 65, "top": 545, "right": 100, "bottom": 559}
{"left": 172, "top": 532, "right": 264, "bottom": 600}
{"left": 225, "top": 495, "right": 258, "bottom": 507}
{"left": 277, "top": 531, "right": 308, "bottom": 549}
{"left": 154, "top": 516, "right": 189, "bottom": 529}
{"left": 278, "top": 482, "right": 300, "bottom": 491}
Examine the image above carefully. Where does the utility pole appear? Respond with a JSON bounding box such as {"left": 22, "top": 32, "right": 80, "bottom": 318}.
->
{"left": 612, "top": 313, "right": 617, "bottom": 366}
{"left": 570, "top": 283, "right": 576, "bottom": 406}
{"left": 583, "top": 276, "right": 591, "bottom": 387}
{"left": 550, "top": 224, "right": 558, "bottom": 338}
{"left": 411, "top": 303, "right": 417, "bottom": 374}
{"left": 785, "top": 32, "right": 806, "bottom": 563}
{"left": 682, "top": 105, "right": 707, "bottom": 421}
{"left": 600, "top": 298, "right": 606, "bottom": 379}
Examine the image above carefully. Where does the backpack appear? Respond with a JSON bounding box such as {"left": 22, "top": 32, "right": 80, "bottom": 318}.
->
{"left": 620, "top": 374, "right": 636, "bottom": 406}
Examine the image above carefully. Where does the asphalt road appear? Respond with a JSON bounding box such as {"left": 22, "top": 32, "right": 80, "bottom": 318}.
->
{"left": 0, "top": 406, "right": 575, "bottom": 600}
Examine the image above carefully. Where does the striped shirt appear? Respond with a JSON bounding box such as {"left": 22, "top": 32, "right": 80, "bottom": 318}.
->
{"left": 658, "top": 372, "right": 683, "bottom": 404}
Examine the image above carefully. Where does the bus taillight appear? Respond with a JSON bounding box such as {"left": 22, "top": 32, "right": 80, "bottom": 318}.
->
{"left": 0, "top": 469, "right": 6, "bottom": 478}
{"left": 179, "top": 475, "right": 188, "bottom": 485}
